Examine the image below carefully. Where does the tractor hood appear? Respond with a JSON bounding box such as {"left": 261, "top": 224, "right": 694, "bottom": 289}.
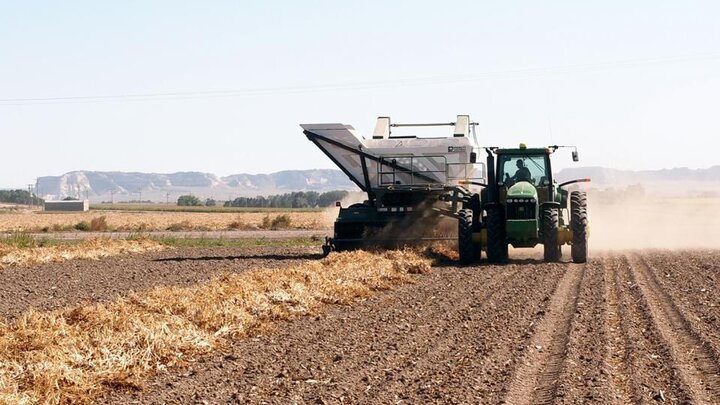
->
{"left": 507, "top": 181, "right": 538, "bottom": 199}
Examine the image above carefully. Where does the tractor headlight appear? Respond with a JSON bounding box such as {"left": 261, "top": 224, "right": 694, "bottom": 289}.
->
{"left": 530, "top": 198, "right": 536, "bottom": 203}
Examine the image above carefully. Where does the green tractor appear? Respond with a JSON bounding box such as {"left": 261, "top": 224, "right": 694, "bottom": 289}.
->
{"left": 459, "top": 144, "right": 590, "bottom": 264}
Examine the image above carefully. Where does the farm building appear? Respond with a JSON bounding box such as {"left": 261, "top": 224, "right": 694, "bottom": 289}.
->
{"left": 44, "top": 200, "right": 89, "bottom": 212}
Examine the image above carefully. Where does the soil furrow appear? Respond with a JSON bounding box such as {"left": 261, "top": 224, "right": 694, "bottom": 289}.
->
{"left": 628, "top": 253, "right": 720, "bottom": 404}
{"left": 554, "top": 257, "right": 612, "bottom": 403}
{"left": 641, "top": 251, "right": 720, "bottom": 325}
{"left": 502, "top": 262, "right": 585, "bottom": 405}
{"left": 406, "top": 262, "right": 567, "bottom": 403}
{"left": 361, "top": 264, "right": 523, "bottom": 398}
{"left": 602, "top": 257, "right": 638, "bottom": 403}
{"left": 614, "top": 255, "right": 689, "bottom": 402}
{"left": 640, "top": 251, "right": 720, "bottom": 362}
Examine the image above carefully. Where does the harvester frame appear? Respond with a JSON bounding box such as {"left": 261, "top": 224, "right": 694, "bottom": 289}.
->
{"left": 303, "top": 116, "right": 485, "bottom": 254}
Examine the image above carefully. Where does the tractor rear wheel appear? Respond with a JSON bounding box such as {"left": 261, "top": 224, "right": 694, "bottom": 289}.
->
{"left": 458, "top": 209, "right": 479, "bottom": 265}
{"left": 570, "top": 191, "right": 588, "bottom": 263}
{"left": 543, "top": 206, "right": 561, "bottom": 262}
{"left": 486, "top": 206, "right": 508, "bottom": 263}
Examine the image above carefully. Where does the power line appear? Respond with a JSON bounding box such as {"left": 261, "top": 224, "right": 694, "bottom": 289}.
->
{"left": 1, "top": 53, "right": 719, "bottom": 106}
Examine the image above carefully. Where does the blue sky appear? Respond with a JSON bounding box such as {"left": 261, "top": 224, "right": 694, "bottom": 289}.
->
{"left": 1, "top": 0, "right": 719, "bottom": 187}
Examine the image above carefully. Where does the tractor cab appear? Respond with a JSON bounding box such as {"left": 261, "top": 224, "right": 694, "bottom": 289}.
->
{"left": 496, "top": 144, "right": 555, "bottom": 206}
{"left": 492, "top": 145, "right": 554, "bottom": 248}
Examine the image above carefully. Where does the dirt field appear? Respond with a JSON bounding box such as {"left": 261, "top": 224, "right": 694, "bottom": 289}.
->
{"left": 3, "top": 245, "right": 720, "bottom": 403}
{"left": 0, "top": 246, "right": 320, "bottom": 319}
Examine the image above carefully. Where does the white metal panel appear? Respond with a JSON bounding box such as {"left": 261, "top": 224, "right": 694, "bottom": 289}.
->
{"left": 302, "top": 116, "right": 487, "bottom": 190}
{"left": 372, "top": 117, "right": 390, "bottom": 139}
{"left": 453, "top": 115, "right": 470, "bottom": 137}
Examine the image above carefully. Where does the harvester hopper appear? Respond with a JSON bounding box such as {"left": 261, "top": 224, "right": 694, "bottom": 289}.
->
{"left": 303, "top": 115, "right": 485, "bottom": 253}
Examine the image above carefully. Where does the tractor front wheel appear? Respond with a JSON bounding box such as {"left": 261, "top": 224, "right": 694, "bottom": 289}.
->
{"left": 570, "top": 191, "right": 588, "bottom": 263}
{"left": 458, "top": 209, "right": 479, "bottom": 265}
{"left": 486, "top": 206, "right": 508, "bottom": 263}
{"left": 543, "top": 206, "right": 561, "bottom": 262}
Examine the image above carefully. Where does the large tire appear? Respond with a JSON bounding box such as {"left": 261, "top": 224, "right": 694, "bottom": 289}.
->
{"left": 570, "top": 191, "right": 588, "bottom": 263}
{"left": 486, "top": 206, "right": 508, "bottom": 263}
{"left": 458, "top": 209, "right": 479, "bottom": 265}
{"left": 543, "top": 206, "right": 561, "bottom": 262}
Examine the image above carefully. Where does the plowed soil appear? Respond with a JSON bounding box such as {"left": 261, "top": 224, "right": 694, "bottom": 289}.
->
{"left": 0, "top": 246, "right": 321, "bottom": 318}
{"left": 4, "top": 248, "right": 720, "bottom": 404}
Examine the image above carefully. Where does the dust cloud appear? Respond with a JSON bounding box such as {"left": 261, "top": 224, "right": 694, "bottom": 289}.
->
{"left": 367, "top": 202, "right": 457, "bottom": 244}
{"left": 322, "top": 190, "right": 720, "bottom": 251}
{"left": 321, "top": 192, "right": 457, "bottom": 244}
{"left": 320, "top": 192, "right": 367, "bottom": 228}
{"left": 587, "top": 195, "right": 720, "bottom": 250}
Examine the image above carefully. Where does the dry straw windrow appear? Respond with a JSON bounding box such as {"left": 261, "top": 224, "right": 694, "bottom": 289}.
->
{"left": 0, "top": 238, "right": 165, "bottom": 269}
{"left": 0, "top": 249, "right": 430, "bottom": 404}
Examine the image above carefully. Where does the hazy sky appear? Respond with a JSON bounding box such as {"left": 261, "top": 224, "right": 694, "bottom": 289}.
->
{"left": 1, "top": 1, "right": 719, "bottom": 187}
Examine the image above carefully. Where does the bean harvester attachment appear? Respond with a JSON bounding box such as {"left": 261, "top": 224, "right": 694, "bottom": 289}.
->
{"left": 302, "top": 115, "right": 590, "bottom": 263}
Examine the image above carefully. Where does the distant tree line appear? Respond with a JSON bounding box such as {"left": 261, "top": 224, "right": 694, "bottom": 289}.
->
{"left": 177, "top": 195, "right": 203, "bottom": 206}
{"left": 0, "top": 189, "right": 43, "bottom": 205}
{"left": 176, "top": 195, "right": 216, "bottom": 207}
{"left": 224, "top": 190, "right": 349, "bottom": 208}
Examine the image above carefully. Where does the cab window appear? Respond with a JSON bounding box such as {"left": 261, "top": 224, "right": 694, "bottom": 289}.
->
{"left": 499, "top": 154, "right": 549, "bottom": 187}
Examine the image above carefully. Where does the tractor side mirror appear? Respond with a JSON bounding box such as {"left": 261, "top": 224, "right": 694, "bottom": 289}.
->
{"left": 572, "top": 151, "right": 579, "bottom": 162}
{"left": 470, "top": 152, "right": 477, "bottom": 163}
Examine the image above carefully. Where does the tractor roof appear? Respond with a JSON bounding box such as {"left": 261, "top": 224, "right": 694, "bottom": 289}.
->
{"left": 497, "top": 147, "right": 548, "bottom": 155}
{"left": 496, "top": 143, "right": 549, "bottom": 155}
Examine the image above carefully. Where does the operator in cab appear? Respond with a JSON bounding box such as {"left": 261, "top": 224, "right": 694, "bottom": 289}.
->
{"left": 505, "top": 159, "right": 532, "bottom": 185}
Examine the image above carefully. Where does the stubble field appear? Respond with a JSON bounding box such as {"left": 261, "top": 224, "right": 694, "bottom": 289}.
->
{"left": 1, "top": 198, "right": 719, "bottom": 403}
{"left": 0, "top": 209, "right": 330, "bottom": 233}
{"left": 101, "top": 249, "right": 720, "bottom": 404}
{"left": 2, "top": 246, "right": 720, "bottom": 403}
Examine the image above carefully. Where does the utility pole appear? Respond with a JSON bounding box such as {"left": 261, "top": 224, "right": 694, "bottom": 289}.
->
{"left": 166, "top": 192, "right": 170, "bottom": 205}
{"left": 110, "top": 190, "right": 115, "bottom": 204}
{"left": 27, "top": 184, "right": 33, "bottom": 208}
{"left": 138, "top": 191, "right": 142, "bottom": 203}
